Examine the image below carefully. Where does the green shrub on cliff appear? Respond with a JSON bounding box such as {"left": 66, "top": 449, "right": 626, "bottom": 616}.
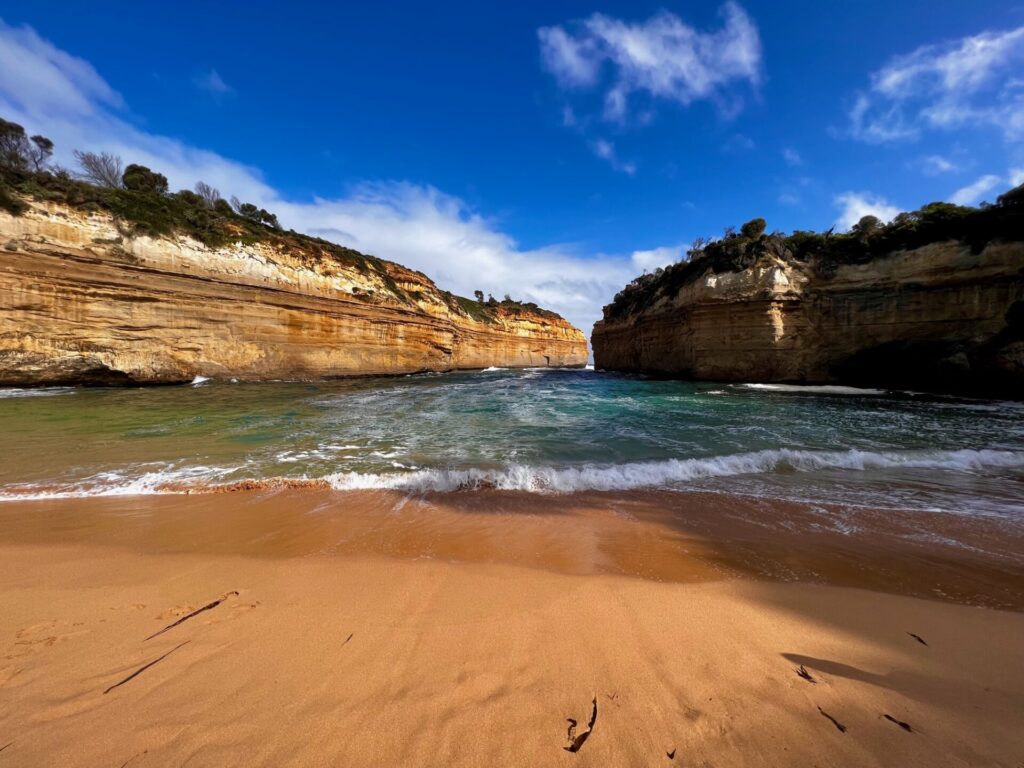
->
{"left": 605, "top": 184, "right": 1024, "bottom": 321}
{"left": 122, "top": 164, "right": 169, "bottom": 195}
{"left": 0, "top": 115, "right": 425, "bottom": 307}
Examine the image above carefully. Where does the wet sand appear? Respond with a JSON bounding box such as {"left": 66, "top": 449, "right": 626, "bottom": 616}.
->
{"left": 1, "top": 489, "right": 1023, "bottom": 766}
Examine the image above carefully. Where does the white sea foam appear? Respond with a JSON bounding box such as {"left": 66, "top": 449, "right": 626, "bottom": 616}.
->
{"left": 0, "top": 387, "right": 76, "bottom": 398}
{"left": 190, "top": 375, "right": 211, "bottom": 386}
{"left": 738, "top": 383, "right": 888, "bottom": 396}
{"left": 480, "top": 366, "right": 507, "bottom": 372}
{"left": 2, "top": 448, "right": 1021, "bottom": 500}
{"left": 0, "top": 464, "right": 242, "bottom": 501}
{"left": 323, "top": 448, "right": 1024, "bottom": 493}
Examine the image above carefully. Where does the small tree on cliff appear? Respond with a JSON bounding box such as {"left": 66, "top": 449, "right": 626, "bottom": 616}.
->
{"left": 997, "top": 182, "right": 1024, "bottom": 209}
{"left": 234, "top": 201, "right": 280, "bottom": 229}
{"left": 473, "top": 290, "right": 484, "bottom": 303}
{"left": 194, "top": 181, "right": 221, "bottom": 208}
{"left": 26, "top": 135, "right": 53, "bottom": 171}
{"left": 850, "top": 214, "right": 882, "bottom": 239}
{"left": 0, "top": 118, "right": 54, "bottom": 172}
{"left": 740, "top": 217, "right": 767, "bottom": 239}
{"left": 74, "top": 150, "right": 124, "bottom": 188}
{"left": 122, "top": 164, "right": 169, "bottom": 195}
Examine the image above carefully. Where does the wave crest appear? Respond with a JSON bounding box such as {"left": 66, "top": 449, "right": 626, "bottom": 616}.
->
{"left": 324, "top": 448, "right": 1024, "bottom": 493}
{"left": 1, "top": 448, "right": 1020, "bottom": 500}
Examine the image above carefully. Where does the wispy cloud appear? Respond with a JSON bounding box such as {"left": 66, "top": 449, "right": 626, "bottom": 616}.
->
{"left": 834, "top": 191, "right": 901, "bottom": 231}
{"left": 193, "top": 68, "right": 231, "bottom": 96}
{"left": 589, "top": 139, "right": 636, "bottom": 174}
{"left": 919, "top": 154, "right": 958, "bottom": 174}
{"left": 781, "top": 147, "right": 801, "bottom": 166}
{"left": 722, "top": 133, "right": 755, "bottom": 153}
{"left": 0, "top": 17, "right": 653, "bottom": 336}
{"left": 949, "top": 173, "right": 1003, "bottom": 205}
{"left": 538, "top": 3, "right": 761, "bottom": 125}
{"left": 849, "top": 25, "right": 1024, "bottom": 143}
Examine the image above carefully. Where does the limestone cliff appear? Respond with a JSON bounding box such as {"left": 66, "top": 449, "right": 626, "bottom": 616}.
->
{"left": 0, "top": 200, "right": 587, "bottom": 385}
{"left": 593, "top": 240, "right": 1024, "bottom": 397}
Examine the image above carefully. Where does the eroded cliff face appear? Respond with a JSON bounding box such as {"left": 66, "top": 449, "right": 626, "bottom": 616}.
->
{"left": 593, "top": 241, "right": 1024, "bottom": 396}
{"left": 0, "top": 201, "right": 587, "bottom": 385}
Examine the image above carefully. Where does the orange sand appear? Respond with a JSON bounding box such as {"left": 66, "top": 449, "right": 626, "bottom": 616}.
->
{"left": 1, "top": 489, "right": 1023, "bottom": 766}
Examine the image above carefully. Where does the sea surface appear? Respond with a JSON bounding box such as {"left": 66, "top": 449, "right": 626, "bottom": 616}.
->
{"left": 2, "top": 368, "right": 1023, "bottom": 517}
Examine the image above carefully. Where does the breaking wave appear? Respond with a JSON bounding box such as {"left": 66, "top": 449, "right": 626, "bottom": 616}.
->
{"left": 737, "top": 383, "right": 888, "bottom": 396}
{"left": 6, "top": 447, "right": 1018, "bottom": 501}
{"left": 0, "top": 387, "right": 76, "bottom": 398}
{"left": 322, "top": 448, "right": 1024, "bottom": 492}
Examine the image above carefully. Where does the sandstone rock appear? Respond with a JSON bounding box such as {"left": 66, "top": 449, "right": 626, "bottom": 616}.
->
{"left": 592, "top": 241, "right": 1024, "bottom": 397}
{"left": 0, "top": 201, "right": 587, "bottom": 385}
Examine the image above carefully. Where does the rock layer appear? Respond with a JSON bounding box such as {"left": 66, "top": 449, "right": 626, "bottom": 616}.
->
{"left": 593, "top": 241, "right": 1024, "bottom": 396}
{"left": 0, "top": 201, "right": 587, "bottom": 385}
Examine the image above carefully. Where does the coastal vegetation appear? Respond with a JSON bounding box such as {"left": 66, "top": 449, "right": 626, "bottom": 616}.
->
{"left": 605, "top": 185, "right": 1024, "bottom": 320}
{"left": 0, "top": 116, "right": 548, "bottom": 324}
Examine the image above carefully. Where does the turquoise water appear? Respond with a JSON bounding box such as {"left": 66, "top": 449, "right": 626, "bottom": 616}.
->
{"left": 2, "top": 368, "right": 1023, "bottom": 515}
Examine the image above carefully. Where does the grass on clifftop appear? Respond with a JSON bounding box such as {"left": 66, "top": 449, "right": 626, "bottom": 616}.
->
{"left": 605, "top": 186, "right": 1024, "bottom": 322}
{"left": 449, "top": 293, "right": 561, "bottom": 323}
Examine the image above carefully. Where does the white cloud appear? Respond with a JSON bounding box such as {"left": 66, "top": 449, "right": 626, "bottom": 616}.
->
{"left": 589, "top": 138, "right": 636, "bottom": 174}
{"left": 539, "top": 2, "right": 761, "bottom": 125}
{"left": 537, "top": 26, "right": 601, "bottom": 89}
{"left": 0, "top": 17, "right": 653, "bottom": 337}
{"left": 1010, "top": 167, "right": 1024, "bottom": 186}
{"left": 781, "top": 147, "right": 801, "bottom": 166}
{"left": 630, "top": 244, "right": 685, "bottom": 272}
{"left": 0, "top": 20, "right": 122, "bottom": 119}
{"left": 722, "top": 133, "right": 755, "bottom": 152}
{"left": 920, "top": 154, "right": 957, "bottom": 174}
{"left": 194, "top": 69, "right": 231, "bottom": 95}
{"left": 833, "top": 192, "right": 901, "bottom": 231}
{"left": 850, "top": 25, "right": 1024, "bottom": 143}
{"left": 949, "top": 173, "right": 1002, "bottom": 205}
{"left": 778, "top": 191, "right": 800, "bottom": 206}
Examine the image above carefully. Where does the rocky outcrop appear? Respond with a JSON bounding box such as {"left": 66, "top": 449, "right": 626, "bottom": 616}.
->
{"left": 593, "top": 241, "right": 1024, "bottom": 397}
{"left": 0, "top": 200, "right": 587, "bottom": 385}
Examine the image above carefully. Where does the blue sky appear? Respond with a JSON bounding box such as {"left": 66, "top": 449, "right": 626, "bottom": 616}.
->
{"left": 2, "top": 1, "right": 1023, "bottom": 335}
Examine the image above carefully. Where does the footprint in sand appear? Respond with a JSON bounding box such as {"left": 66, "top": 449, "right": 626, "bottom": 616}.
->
{"left": 109, "top": 604, "right": 147, "bottom": 612}
{"left": 7, "top": 621, "right": 91, "bottom": 659}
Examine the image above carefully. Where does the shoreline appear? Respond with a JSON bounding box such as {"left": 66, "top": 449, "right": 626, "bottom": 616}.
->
{"left": 1, "top": 487, "right": 1021, "bottom": 609}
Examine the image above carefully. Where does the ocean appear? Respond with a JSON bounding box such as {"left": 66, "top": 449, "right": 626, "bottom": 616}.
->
{"left": 2, "top": 368, "right": 1022, "bottom": 519}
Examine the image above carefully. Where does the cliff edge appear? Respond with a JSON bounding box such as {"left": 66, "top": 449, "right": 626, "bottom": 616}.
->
{"left": 593, "top": 196, "right": 1024, "bottom": 397}
{"left": 0, "top": 199, "right": 587, "bottom": 385}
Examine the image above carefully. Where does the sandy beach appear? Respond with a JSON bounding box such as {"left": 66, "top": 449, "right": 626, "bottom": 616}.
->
{"left": 2, "top": 489, "right": 1023, "bottom": 767}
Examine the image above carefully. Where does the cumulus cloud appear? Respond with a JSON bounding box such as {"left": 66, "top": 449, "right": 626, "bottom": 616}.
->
{"left": 538, "top": 3, "right": 761, "bottom": 125}
{"left": 833, "top": 192, "right": 901, "bottom": 231}
{"left": 949, "top": 173, "right": 1003, "bottom": 205}
{"left": 849, "top": 25, "right": 1024, "bottom": 143}
{"left": 1010, "top": 167, "right": 1024, "bottom": 186}
{"left": 0, "top": 17, "right": 652, "bottom": 337}
{"left": 630, "top": 244, "right": 685, "bottom": 272}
